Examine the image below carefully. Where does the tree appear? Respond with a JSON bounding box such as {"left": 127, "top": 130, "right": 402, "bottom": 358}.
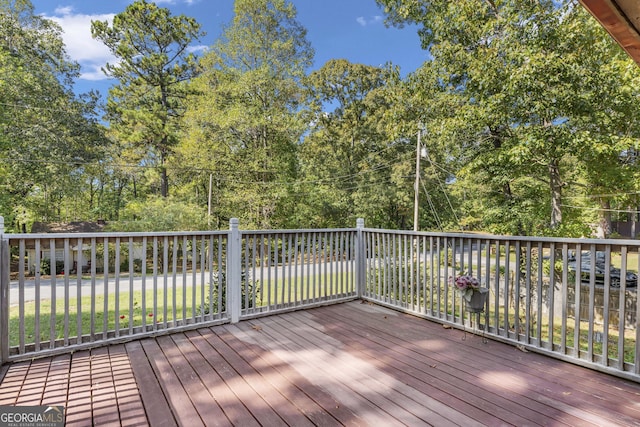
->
{"left": 377, "top": 0, "right": 640, "bottom": 235}
{"left": 301, "top": 59, "right": 409, "bottom": 228}
{"left": 373, "top": 60, "right": 472, "bottom": 231}
{"left": 178, "top": 0, "right": 313, "bottom": 228}
{"left": 0, "top": 0, "right": 106, "bottom": 230}
{"left": 91, "top": 0, "right": 204, "bottom": 198}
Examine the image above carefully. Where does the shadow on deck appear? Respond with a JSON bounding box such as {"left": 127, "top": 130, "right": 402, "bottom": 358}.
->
{"left": 1, "top": 300, "right": 640, "bottom": 426}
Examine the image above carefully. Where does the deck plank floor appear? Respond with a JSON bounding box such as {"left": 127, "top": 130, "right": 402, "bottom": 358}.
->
{"left": 2, "top": 300, "right": 640, "bottom": 426}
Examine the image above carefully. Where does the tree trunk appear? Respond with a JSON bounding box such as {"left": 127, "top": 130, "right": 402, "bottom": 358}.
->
{"left": 548, "top": 159, "right": 563, "bottom": 229}
{"left": 161, "top": 165, "right": 168, "bottom": 198}
{"left": 160, "top": 84, "right": 170, "bottom": 198}
{"left": 89, "top": 180, "right": 95, "bottom": 212}
{"left": 160, "top": 146, "right": 168, "bottom": 198}
{"left": 598, "top": 198, "right": 612, "bottom": 238}
{"left": 115, "top": 178, "right": 126, "bottom": 221}
{"left": 133, "top": 176, "right": 137, "bottom": 199}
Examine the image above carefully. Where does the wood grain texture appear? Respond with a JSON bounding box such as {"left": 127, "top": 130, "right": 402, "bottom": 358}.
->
{"left": 1, "top": 300, "right": 640, "bottom": 426}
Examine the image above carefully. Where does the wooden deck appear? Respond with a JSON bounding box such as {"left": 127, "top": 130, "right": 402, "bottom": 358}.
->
{"left": 1, "top": 301, "right": 640, "bottom": 426}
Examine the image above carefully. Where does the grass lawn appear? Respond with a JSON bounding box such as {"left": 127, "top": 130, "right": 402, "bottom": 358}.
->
{"left": 9, "top": 272, "right": 355, "bottom": 348}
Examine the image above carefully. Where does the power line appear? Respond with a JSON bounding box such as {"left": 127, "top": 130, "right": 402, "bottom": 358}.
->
{"left": 0, "top": 154, "right": 415, "bottom": 188}
{"left": 564, "top": 192, "right": 640, "bottom": 199}
{"left": 560, "top": 204, "right": 640, "bottom": 215}
{"left": 420, "top": 178, "right": 443, "bottom": 230}
{"left": 0, "top": 143, "right": 415, "bottom": 181}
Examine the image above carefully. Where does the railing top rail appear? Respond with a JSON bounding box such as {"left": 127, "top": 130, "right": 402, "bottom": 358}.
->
{"left": 241, "top": 228, "right": 357, "bottom": 235}
{"left": 364, "top": 227, "right": 640, "bottom": 247}
{"left": 5, "top": 228, "right": 358, "bottom": 243}
{"left": 6, "top": 229, "right": 229, "bottom": 241}
{"left": 6, "top": 226, "right": 639, "bottom": 247}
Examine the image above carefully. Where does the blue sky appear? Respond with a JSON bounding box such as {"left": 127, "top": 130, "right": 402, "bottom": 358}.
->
{"left": 30, "top": 0, "right": 429, "bottom": 98}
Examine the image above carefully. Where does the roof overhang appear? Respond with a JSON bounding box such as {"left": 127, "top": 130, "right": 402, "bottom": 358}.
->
{"left": 580, "top": 0, "right": 640, "bottom": 65}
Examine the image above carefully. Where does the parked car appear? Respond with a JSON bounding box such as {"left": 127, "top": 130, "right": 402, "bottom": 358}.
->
{"left": 567, "top": 251, "right": 637, "bottom": 288}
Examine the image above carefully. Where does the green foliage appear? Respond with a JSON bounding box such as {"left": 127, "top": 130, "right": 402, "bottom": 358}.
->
{"left": 199, "top": 272, "right": 259, "bottom": 314}
{"left": 377, "top": 0, "right": 640, "bottom": 235}
{"left": 178, "top": 0, "right": 313, "bottom": 229}
{"left": 120, "top": 258, "right": 143, "bottom": 273}
{"left": 107, "top": 196, "right": 207, "bottom": 231}
{"left": 38, "top": 259, "right": 65, "bottom": 276}
{"left": 3, "top": 0, "right": 640, "bottom": 239}
{"left": 0, "top": 0, "right": 108, "bottom": 230}
{"left": 300, "top": 59, "right": 412, "bottom": 229}
{"left": 91, "top": 0, "right": 204, "bottom": 198}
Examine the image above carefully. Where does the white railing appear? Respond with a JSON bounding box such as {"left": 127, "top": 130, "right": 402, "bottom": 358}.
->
{"left": 238, "top": 227, "right": 358, "bottom": 318}
{"left": 0, "top": 218, "right": 359, "bottom": 363}
{"left": 361, "top": 229, "right": 640, "bottom": 382}
{"left": 2, "top": 217, "right": 639, "bottom": 383}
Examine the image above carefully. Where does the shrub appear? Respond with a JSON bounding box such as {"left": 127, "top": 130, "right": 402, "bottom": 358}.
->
{"left": 200, "top": 271, "right": 259, "bottom": 315}
{"left": 39, "top": 258, "right": 65, "bottom": 275}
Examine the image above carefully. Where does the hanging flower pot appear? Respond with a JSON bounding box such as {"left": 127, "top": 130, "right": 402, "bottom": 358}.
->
{"left": 465, "top": 287, "right": 489, "bottom": 313}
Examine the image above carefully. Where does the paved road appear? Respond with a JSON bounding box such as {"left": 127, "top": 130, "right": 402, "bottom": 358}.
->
{"left": 9, "top": 274, "right": 201, "bottom": 306}
{"left": 9, "top": 260, "right": 353, "bottom": 306}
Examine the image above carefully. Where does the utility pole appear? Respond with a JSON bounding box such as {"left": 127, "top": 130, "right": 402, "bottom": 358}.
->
{"left": 413, "top": 129, "right": 421, "bottom": 232}
{"left": 208, "top": 173, "right": 212, "bottom": 228}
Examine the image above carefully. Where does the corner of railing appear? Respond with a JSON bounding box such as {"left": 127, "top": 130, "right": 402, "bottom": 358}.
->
{"left": 356, "top": 218, "right": 365, "bottom": 298}
{"left": 227, "top": 218, "right": 241, "bottom": 323}
{"left": 0, "top": 216, "right": 8, "bottom": 365}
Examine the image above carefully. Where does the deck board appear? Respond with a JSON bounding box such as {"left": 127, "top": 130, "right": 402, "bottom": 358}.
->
{"left": 178, "top": 331, "right": 258, "bottom": 427}
{"left": 220, "top": 323, "right": 363, "bottom": 425}
{"left": 140, "top": 336, "right": 204, "bottom": 426}
{"left": 196, "top": 328, "right": 289, "bottom": 426}
{"left": 318, "top": 303, "right": 593, "bottom": 426}
{"left": 324, "top": 301, "right": 640, "bottom": 426}
{"left": 66, "top": 350, "right": 94, "bottom": 424}
{"left": 202, "top": 329, "right": 316, "bottom": 427}
{"left": 125, "top": 340, "right": 176, "bottom": 427}
{"left": 285, "top": 306, "right": 518, "bottom": 426}
{"left": 2, "top": 301, "right": 640, "bottom": 426}
{"left": 254, "top": 312, "right": 464, "bottom": 426}
{"left": 235, "top": 317, "right": 408, "bottom": 426}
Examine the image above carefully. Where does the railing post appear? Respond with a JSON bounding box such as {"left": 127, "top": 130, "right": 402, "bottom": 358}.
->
{"left": 356, "top": 218, "right": 365, "bottom": 298}
{"left": 0, "top": 216, "right": 9, "bottom": 364}
{"left": 227, "top": 218, "right": 241, "bottom": 323}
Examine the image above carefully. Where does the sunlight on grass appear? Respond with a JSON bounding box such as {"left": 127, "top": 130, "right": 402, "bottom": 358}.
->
{"left": 9, "top": 272, "right": 355, "bottom": 347}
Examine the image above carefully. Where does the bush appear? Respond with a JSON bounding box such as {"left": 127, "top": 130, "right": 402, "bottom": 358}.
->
{"left": 109, "top": 196, "right": 207, "bottom": 231}
{"left": 39, "top": 258, "right": 65, "bottom": 275}
{"left": 200, "top": 271, "right": 259, "bottom": 315}
{"left": 119, "top": 258, "right": 143, "bottom": 273}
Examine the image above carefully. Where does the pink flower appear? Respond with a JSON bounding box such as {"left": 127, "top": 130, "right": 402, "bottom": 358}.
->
{"left": 454, "top": 274, "right": 479, "bottom": 291}
{"left": 453, "top": 273, "right": 483, "bottom": 302}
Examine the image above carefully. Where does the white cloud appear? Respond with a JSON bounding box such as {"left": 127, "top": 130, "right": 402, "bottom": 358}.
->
{"left": 44, "top": 3, "right": 203, "bottom": 82}
{"left": 80, "top": 64, "right": 113, "bottom": 82}
{"left": 356, "top": 15, "right": 383, "bottom": 27}
{"left": 187, "top": 45, "right": 208, "bottom": 54}
{"left": 44, "top": 7, "right": 117, "bottom": 81}
{"left": 54, "top": 6, "right": 74, "bottom": 15}
{"left": 156, "top": 0, "right": 200, "bottom": 5}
